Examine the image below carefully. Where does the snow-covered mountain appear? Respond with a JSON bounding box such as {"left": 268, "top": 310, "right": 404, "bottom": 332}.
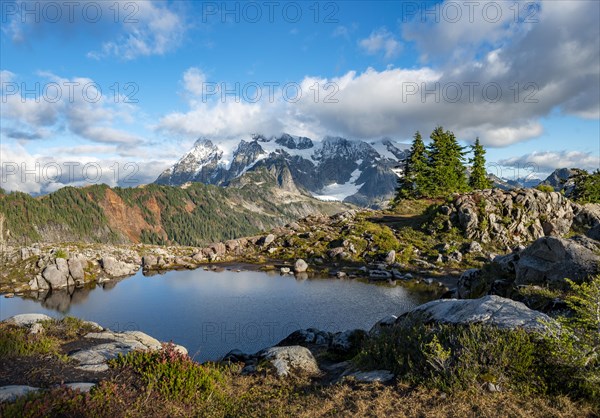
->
{"left": 155, "top": 133, "right": 410, "bottom": 207}
{"left": 487, "top": 173, "right": 543, "bottom": 190}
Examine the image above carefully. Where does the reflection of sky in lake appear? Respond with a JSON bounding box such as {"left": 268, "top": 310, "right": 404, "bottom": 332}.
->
{"left": 1, "top": 269, "right": 433, "bottom": 362}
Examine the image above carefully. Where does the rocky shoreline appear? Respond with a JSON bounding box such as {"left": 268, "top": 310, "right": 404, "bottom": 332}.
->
{"left": 1, "top": 209, "right": 457, "bottom": 297}
{"left": 0, "top": 293, "right": 555, "bottom": 403}
{"left": 3, "top": 190, "right": 600, "bottom": 315}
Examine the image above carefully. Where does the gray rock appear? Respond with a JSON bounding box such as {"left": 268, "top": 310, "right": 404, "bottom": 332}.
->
{"left": 400, "top": 295, "right": 555, "bottom": 333}
{"left": 64, "top": 382, "right": 96, "bottom": 393}
{"left": 222, "top": 349, "right": 249, "bottom": 362}
{"left": 344, "top": 370, "right": 394, "bottom": 383}
{"left": 71, "top": 329, "right": 175, "bottom": 371}
{"left": 447, "top": 189, "right": 574, "bottom": 246}
{"left": 369, "top": 270, "right": 392, "bottom": 279}
{"left": 493, "top": 252, "right": 519, "bottom": 275}
{"left": 280, "top": 267, "right": 291, "bottom": 274}
{"left": 42, "top": 264, "right": 69, "bottom": 289}
{"left": 70, "top": 341, "right": 145, "bottom": 372}
{"left": 448, "top": 251, "right": 463, "bottom": 263}
{"left": 101, "top": 256, "right": 138, "bottom": 277}
{"left": 486, "top": 382, "right": 502, "bottom": 392}
{"left": 3, "top": 313, "right": 52, "bottom": 327}
{"left": 330, "top": 329, "right": 366, "bottom": 354}
{"left": 336, "top": 271, "right": 347, "bottom": 279}
{"left": 28, "top": 277, "right": 39, "bottom": 291}
{"left": 587, "top": 223, "right": 600, "bottom": 241}
{"left": 327, "top": 247, "right": 346, "bottom": 259}
{"left": 142, "top": 255, "right": 158, "bottom": 268}
{"left": 385, "top": 250, "right": 396, "bottom": 264}
{"left": 29, "top": 323, "right": 45, "bottom": 335}
{"left": 68, "top": 256, "right": 86, "bottom": 284}
{"left": 369, "top": 315, "right": 398, "bottom": 336}
{"left": 466, "top": 241, "right": 483, "bottom": 254}
{"left": 262, "top": 234, "right": 275, "bottom": 246}
{"left": 0, "top": 385, "right": 40, "bottom": 402}
{"left": 20, "top": 248, "right": 31, "bottom": 260}
{"left": 36, "top": 274, "right": 49, "bottom": 290}
{"left": 258, "top": 346, "right": 320, "bottom": 377}
{"left": 457, "top": 268, "right": 488, "bottom": 299}
{"left": 515, "top": 237, "right": 600, "bottom": 287}
{"left": 278, "top": 328, "right": 332, "bottom": 347}
{"left": 191, "top": 252, "right": 205, "bottom": 262}
{"left": 84, "top": 330, "right": 161, "bottom": 350}
{"left": 573, "top": 203, "right": 600, "bottom": 229}
{"left": 294, "top": 259, "right": 308, "bottom": 273}
{"left": 56, "top": 257, "right": 69, "bottom": 273}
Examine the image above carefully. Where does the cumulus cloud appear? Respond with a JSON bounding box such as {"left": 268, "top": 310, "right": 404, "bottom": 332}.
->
{"left": 0, "top": 70, "right": 15, "bottom": 85}
{"left": 88, "top": 1, "right": 187, "bottom": 60}
{"left": 2, "top": 1, "right": 187, "bottom": 60}
{"left": 182, "top": 67, "right": 206, "bottom": 96}
{"left": 359, "top": 28, "right": 402, "bottom": 59}
{"left": 155, "top": 0, "right": 598, "bottom": 148}
{"left": 0, "top": 142, "right": 170, "bottom": 194}
{"left": 1, "top": 72, "right": 146, "bottom": 153}
{"left": 499, "top": 151, "right": 600, "bottom": 173}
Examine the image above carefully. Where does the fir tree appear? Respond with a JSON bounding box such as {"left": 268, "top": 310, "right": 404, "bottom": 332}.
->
{"left": 427, "top": 126, "right": 469, "bottom": 196}
{"left": 395, "top": 131, "right": 429, "bottom": 200}
{"left": 571, "top": 169, "right": 600, "bottom": 203}
{"left": 469, "top": 138, "right": 492, "bottom": 190}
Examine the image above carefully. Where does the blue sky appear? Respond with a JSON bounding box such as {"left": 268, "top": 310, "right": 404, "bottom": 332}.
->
{"left": 1, "top": 0, "right": 599, "bottom": 194}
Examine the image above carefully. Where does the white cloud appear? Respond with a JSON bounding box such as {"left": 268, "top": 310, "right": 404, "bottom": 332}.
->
{"left": 499, "top": 151, "right": 600, "bottom": 173}
{"left": 88, "top": 1, "right": 186, "bottom": 60}
{"left": 182, "top": 67, "right": 206, "bottom": 96}
{"left": 155, "top": 1, "right": 598, "bottom": 147}
{"left": 0, "top": 142, "right": 171, "bottom": 194}
{"left": 0, "top": 70, "right": 15, "bottom": 85}
{"left": 401, "top": 0, "right": 530, "bottom": 64}
{"left": 2, "top": 1, "right": 187, "bottom": 60}
{"left": 332, "top": 26, "right": 350, "bottom": 39}
{"left": 1, "top": 72, "right": 145, "bottom": 149}
{"left": 358, "top": 28, "right": 402, "bottom": 59}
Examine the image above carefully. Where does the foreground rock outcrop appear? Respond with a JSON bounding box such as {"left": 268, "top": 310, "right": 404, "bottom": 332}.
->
{"left": 457, "top": 234, "right": 600, "bottom": 300}
{"left": 515, "top": 236, "right": 599, "bottom": 287}
{"left": 397, "top": 295, "right": 554, "bottom": 333}
{"left": 1, "top": 314, "right": 186, "bottom": 374}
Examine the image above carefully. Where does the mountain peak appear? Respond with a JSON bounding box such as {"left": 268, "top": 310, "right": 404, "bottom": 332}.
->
{"left": 156, "top": 133, "right": 408, "bottom": 207}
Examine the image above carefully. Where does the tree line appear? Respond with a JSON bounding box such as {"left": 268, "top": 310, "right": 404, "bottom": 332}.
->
{"left": 395, "top": 126, "right": 491, "bottom": 201}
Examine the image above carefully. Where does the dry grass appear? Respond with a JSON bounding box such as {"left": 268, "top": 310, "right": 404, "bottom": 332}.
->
{"left": 2, "top": 365, "right": 595, "bottom": 418}
{"left": 200, "top": 372, "right": 596, "bottom": 418}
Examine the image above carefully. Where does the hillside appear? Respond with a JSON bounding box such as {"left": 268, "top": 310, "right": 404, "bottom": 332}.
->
{"left": 0, "top": 168, "right": 349, "bottom": 247}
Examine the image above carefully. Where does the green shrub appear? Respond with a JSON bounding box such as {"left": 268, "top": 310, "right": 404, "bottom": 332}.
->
{"left": 54, "top": 249, "right": 67, "bottom": 259}
{"left": 355, "top": 320, "right": 543, "bottom": 393}
{"left": 543, "top": 275, "right": 600, "bottom": 400}
{"left": 0, "top": 325, "right": 60, "bottom": 358}
{"left": 535, "top": 184, "right": 555, "bottom": 193}
{"left": 0, "top": 381, "right": 132, "bottom": 418}
{"left": 110, "top": 344, "right": 224, "bottom": 402}
{"left": 41, "top": 317, "right": 98, "bottom": 340}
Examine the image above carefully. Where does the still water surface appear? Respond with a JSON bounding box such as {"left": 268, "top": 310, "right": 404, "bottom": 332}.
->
{"left": 0, "top": 268, "right": 434, "bottom": 361}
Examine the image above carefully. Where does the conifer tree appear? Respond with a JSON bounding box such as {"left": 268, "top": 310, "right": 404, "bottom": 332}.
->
{"left": 571, "top": 169, "right": 600, "bottom": 203}
{"left": 427, "top": 126, "right": 468, "bottom": 196}
{"left": 395, "top": 131, "right": 429, "bottom": 200}
{"left": 469, "top": 138, "right": 492, "bottom": 190}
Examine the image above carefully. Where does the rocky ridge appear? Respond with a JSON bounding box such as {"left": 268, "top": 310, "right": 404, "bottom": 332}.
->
{"left": 155, "top": 134, "right": 409, "bottom": 208}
